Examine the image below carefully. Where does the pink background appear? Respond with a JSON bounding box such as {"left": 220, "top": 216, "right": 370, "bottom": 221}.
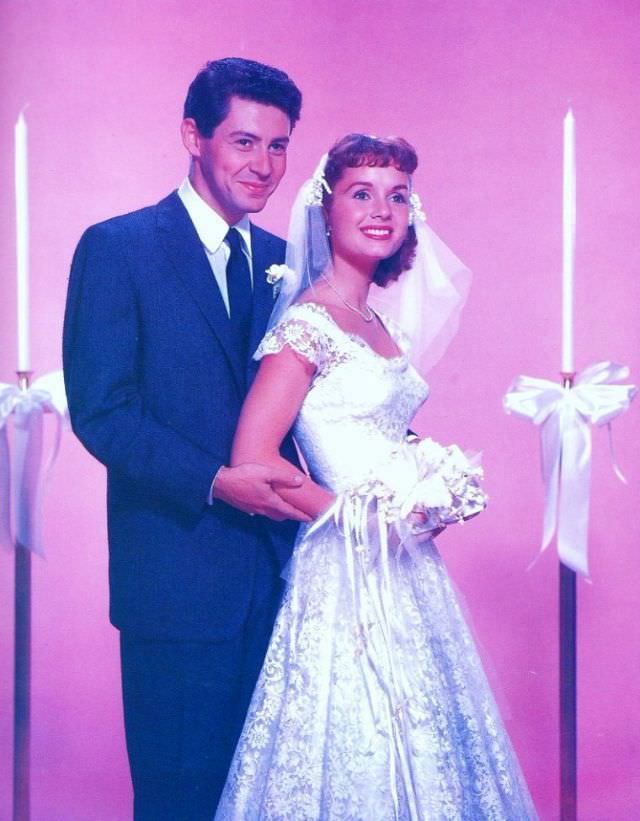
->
{"left": 1, "top": 1, "right": 639, "bottom": 818}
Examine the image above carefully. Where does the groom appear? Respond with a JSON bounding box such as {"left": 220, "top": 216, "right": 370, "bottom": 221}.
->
{"left": 63, "top": 58, "right": 305, "bottom": 819}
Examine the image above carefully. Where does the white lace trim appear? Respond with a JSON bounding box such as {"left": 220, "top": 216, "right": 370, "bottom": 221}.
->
{"left": 256, "top": 302, "right": 410, "bottom": 374}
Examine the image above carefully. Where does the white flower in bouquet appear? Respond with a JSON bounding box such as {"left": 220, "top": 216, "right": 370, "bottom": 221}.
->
{"left": 441, "top": 444, "right": 471, "bottom": 472}
{"left": 414, "top": 437, "right": 447, "bottom": 472}
{"left": 380, "top": 451, "right": 419, "bottom": 501}
{"left": 399, "top": 474, "right": 452, "bottom": 520}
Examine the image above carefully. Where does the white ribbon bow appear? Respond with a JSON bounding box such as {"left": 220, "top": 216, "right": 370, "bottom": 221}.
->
{"left": 0, "top": 370, "right": 68, "bottom": 555}
{"left": 504, "top": 362, "right": 636, "bottom": 577}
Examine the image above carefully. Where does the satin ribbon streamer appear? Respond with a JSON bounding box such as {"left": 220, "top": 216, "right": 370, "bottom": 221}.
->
{"left": 504, "top": 362, "right": 636, "bottom": 577}
{"left": 307, "top": 493, "right": 424, "bottom": 815}
{"left": 0, "top": 370, "right": 68, "bottom": 555}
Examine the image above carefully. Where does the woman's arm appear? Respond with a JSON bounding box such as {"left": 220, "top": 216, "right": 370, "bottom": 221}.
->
{"left": 232, "top": 346, "right": 335, "bottom": 519}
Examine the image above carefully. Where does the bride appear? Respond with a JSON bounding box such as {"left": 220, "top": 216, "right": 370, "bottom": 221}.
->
{"left": 215, "top": 134, "right": 537, "bottom": 820}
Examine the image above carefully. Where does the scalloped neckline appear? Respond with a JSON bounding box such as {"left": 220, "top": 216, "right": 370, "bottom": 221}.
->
{"left": 294, "top": 301, "right": 406, "bottom": 364}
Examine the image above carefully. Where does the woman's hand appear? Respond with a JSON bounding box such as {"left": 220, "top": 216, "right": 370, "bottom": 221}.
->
{"left": 407, "top": 509, "right": 446, "bottom": 541}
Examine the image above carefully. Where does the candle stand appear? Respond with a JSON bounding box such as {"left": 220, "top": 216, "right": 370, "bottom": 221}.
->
{"left": 505, "top": 362, "right": 635, "bottom": 821}
{"left": 559, "top": 371, "right": 577, "bottom": 821}
{"left": 13, "top": 370, "right": 32, "bottom": 821}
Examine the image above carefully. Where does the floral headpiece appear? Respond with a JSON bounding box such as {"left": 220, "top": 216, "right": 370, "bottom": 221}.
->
{"left": 408, "top": 175, "right": 426, "bottom": 226}
{"left": 305, "top": 162, "right": 332, "bottom": 207}
{"left": 305, "top": 161, "right": 426, "bottom": 226}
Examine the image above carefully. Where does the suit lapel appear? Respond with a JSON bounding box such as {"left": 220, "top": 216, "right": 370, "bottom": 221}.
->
{"left": 247, "top": 226, "right": 282, "bottom": 380}
{"left": 156, "top": 193, "right": 245, "bottom": 392}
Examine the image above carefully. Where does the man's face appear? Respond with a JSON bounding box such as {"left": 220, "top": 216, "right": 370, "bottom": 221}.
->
{"left": 183, "top": 96, "right": 291, "bottom": 224}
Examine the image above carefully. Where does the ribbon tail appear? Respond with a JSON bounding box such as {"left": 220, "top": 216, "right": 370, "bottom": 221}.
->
{"left": 537, "top": 413, "right": 562, "bottom": 558}
{"left": 306, "top": 495, "right": 341, "bottom": 538}
{"left": 28, "top": 408, "right": 66, "bottom": 559}
{"left": 0, "top": 427, "right": 12, "bottom": 550}
{"left": 13, "top": 406, "right": 45, "bottom": 556}
{"left": 606, "top": 421, "right": 628, "bottom": 484}
{"left": 557, "top": 412, "right": 592, "bottom": 578}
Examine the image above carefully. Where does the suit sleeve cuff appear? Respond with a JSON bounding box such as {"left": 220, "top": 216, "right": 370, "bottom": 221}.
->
{"left": 208, "top": 465, "right": 226, "bottom": 505}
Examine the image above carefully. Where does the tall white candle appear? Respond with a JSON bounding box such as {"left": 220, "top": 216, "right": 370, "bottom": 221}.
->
{"left": 15, "top": 110, "right": 30, "bottom": 373}
{"left": 562, "top": 108, "right": 576, "bottom": 373}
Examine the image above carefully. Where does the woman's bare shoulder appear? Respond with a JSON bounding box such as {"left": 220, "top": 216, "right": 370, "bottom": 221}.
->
{"left": 294, "top": 281, "right": 334, "bottom": 308}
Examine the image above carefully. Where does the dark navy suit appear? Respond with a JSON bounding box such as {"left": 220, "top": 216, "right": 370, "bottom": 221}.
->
{"left": 63, "top": 191, "right": 298, "bottom": 818}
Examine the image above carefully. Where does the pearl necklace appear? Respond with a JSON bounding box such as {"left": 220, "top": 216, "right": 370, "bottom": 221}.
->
{"left": 321, "top": 275, "right": 374, "bottom": 322}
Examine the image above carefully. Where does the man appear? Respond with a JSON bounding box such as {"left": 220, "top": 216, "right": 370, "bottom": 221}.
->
{"left": 63, "top": 58, "right": 305, "bottom": 819}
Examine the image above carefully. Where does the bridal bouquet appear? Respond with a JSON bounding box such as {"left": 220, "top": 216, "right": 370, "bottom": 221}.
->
{"left": 334, "top": 437, "right": 487, "bottom": 553}
{"left": 353, "top": 437, "right": 487, "bottom": 534}
{"left": 398, "top": 437, "right": 487, "bottom": 530}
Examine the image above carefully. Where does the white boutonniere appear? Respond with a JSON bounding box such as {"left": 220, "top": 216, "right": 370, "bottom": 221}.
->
{"left": 265, "top": 263, "right": 296, "bottom": 298}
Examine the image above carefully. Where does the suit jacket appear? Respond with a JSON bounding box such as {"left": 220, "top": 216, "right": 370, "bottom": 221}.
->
{"left": 63, "top": 191, "right": 298, "bottom": 641}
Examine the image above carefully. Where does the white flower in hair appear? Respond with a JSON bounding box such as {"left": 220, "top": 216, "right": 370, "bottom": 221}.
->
{"left": 305, "top": 166, "right": 332, "bottom": 207}
{"left": 409, "top": 192, "right": 427, "bottom": 225}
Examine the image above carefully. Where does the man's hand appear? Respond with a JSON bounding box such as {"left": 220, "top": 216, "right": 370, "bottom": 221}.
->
{"left": 212, "top": 463, "right": 312, "bottom": 522}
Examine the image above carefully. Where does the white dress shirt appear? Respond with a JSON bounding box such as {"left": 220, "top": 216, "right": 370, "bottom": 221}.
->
{"left": 177, "top": 177, "right": 253, "bottom": 316}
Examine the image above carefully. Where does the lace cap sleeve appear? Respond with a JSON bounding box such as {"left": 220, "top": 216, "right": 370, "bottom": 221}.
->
{"left": 254, "top": 304, "right": 332, "bottom": 369}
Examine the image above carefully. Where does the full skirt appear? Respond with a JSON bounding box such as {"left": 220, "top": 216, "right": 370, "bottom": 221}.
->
{"left": 215, "top": 515, "right": 537, "bottom": 820}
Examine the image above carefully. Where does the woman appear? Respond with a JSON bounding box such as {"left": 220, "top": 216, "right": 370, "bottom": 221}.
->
{"left": 215, "top": 135, "right": 537, "bottom": 819}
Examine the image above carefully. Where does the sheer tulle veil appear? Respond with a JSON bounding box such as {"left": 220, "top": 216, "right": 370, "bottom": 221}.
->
{"left": 266, "top": 152, "right": 472, "bottom": 374}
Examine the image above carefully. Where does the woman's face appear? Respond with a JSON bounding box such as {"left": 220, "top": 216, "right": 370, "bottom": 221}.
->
{"left": 326, "top": 163, "right": 410, "bottom": 271}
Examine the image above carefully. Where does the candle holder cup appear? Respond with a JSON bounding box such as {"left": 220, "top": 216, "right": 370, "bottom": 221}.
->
{"left": 16, "top": 371, "right": 33, "bottom": 391}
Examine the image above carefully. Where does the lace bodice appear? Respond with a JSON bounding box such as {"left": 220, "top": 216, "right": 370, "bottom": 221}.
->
{"left": 256, "top": 303, "right": 429, "bottom": 492}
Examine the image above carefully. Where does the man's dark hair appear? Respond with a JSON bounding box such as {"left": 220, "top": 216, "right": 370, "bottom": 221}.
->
{"left": 183, "top": 57, "right": 302, "bottom": 137}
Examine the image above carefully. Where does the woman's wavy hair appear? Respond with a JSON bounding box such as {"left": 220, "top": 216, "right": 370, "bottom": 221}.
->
{"left": 322, "top": 134, "right": 418, "bottom": 287}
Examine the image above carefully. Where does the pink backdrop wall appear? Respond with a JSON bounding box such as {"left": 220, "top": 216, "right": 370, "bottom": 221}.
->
{"left": 1, "top": 1, "right": 639, "bottom": 818}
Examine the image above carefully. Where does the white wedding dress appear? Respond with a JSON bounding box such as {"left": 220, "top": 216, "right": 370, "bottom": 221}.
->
{"left": 215, "top": 303, "right": 537, "bottom": 820}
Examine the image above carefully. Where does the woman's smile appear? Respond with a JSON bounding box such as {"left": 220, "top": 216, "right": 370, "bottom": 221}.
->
{"left": 359, "top": 224, "right": 394, "bottom": 240}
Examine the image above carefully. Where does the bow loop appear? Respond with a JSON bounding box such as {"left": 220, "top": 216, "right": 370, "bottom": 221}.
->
{"left": 0, "top": 370, "right": 68, "bottom": 554}
{"left": 576, "top": 361, "right": 629, "bottom": 386}
{"left": 503, "top": 376, "right": 565, "bottom": 425}
{"left": 0, "top": 384, "right": 21, "bottom": 426}
{"left": 0, "top": 371, "right": 68, "bottom": 425}
{"left": 572, "top": 382, "right": 637, "bottom": 426}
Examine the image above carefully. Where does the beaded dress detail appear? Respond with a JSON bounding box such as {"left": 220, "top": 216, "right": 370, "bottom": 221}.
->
{"left": 215, "top": 303, "right": 537, "bottom": 821}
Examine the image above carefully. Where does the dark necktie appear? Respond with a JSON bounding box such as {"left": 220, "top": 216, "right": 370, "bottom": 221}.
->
{"left": 225, "top": 228, "right": 253, "bottom": 354}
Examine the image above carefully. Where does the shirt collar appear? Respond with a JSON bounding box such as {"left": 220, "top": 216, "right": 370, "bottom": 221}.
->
{"left": 177, "top": 177, "right": 252, "bottom": 256}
